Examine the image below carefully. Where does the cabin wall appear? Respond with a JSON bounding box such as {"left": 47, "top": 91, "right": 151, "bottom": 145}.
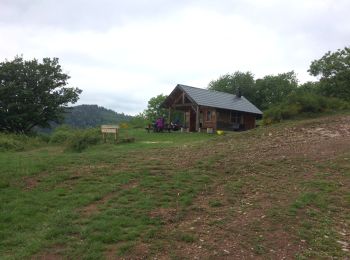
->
{"left": 201, "top": 107, "right": 216, "bottom": 130}
{"left": 216, "top": 109, "right": 257, "bottom": 131}
{"left": 216, "top": 110, "right": 232, "bottom": 129}
{"left": 243, "top": 113, "right": 256, "bottom": 130}
{"left": 170, "top": 100, "right": 257, "bottom": 132}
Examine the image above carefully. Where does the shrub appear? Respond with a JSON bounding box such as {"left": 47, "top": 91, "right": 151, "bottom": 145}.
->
{"left": 0, "top": 132, "right": 46, "bottom": 151}
{"left": 50, "top": 125, "right": 74, "bottom": 144}
{"left": 263, "top": 93, "right": 350, "bottom": 124}
{"left": 37, "top": 133, "right": 51, "bottom": 143}
{"left": 0, "top": 134, "right": 25, "bottom": 151}
{"left": 65, "top": 128, "right": 101, "bottom": 152}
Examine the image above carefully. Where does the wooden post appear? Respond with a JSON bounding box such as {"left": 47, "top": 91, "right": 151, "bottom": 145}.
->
{"left": 212, "top": 109, "right": 218, "bottom": 131}
{"left": 115, "top": 128, "right": 118, "bottom": 142}
{"left": 196, "top": 106, "right": 200, "bottom": 132}
{"left": 214, "top": 109, "right": 217, "bottom": 131}
{"left": 168, "top": 107, "right": 171, "bottom": 124}
{"left": 184, "top": 110, "right": 186, "bottom": 129}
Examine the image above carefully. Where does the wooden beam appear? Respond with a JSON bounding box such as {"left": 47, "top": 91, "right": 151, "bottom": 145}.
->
{"left": 191, "top": 105, "right": 197, "bottom": 113}
{"left": 174, "top": 103, "right": 193, "bottom": 108}
{"left": 168, "top": 107, "right": 171, "bottom": 124}
{"left": 173, "top": 91, "right": 184, "bottom": 105}
{"left": 184, "top": 110, "right": 186, "bottom": 129}
{"left": 196, "top": 106, "right": 200, "bottom": 132}
{"left": 214, "top": 109, "right": 217, "bottom": 130}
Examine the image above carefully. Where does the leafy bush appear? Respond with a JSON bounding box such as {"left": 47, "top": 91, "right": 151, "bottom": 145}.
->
{"left": 127, "top": 115, "right": 148, "bottom": 129}
{"left": 50, "top": 125, "right": 74, "bottom": 144}
{"left": 263, "top": 93, "right": 350, "bottom": 124}
{"left": 65, "top": 128, "right": 101, "bottom": 152}
{"left": 0, "top": 133, "right": 46, "bottom": 151}
{"left": 0, "top": 134, "right": 25, "bottom": 151}
{"left": 37, "top": 133, "right": 51, "bottom": 143}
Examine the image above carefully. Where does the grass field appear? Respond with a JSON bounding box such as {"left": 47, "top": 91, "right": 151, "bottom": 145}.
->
{"left": 0, "top": 114, "right": 349, "bottom": 259}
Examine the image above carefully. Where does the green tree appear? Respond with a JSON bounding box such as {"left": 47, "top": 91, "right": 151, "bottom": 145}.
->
{"left": 128, "top": 112, "right": 147, "bottom": 128}
{"left": 297, "top": 81, "right": 321, "bottom": 95}
{"left": 255, "top": 71, "right": 298, "bottom": 109}
{"left": 208, "top": 71, "right": 256, "bottom": 102}
{"left": 0, "top": 56, "right": 82, "bottom": 133}
{"left": 144, "top": 94, "right": 168, "bottom": 122}
{"left": 308, "top": 46, "right": 350, "bottom": 100}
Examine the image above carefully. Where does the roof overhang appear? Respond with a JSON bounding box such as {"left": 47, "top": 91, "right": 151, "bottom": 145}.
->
{"left": 161, "top": 84, "right": 198, "bottom": 108}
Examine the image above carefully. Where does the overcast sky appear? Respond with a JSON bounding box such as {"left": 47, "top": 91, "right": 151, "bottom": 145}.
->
{"left": 0, "top": 0, "right": 349, "bottom": 115}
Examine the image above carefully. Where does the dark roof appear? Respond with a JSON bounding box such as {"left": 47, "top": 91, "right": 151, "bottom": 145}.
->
{"left": 166, "top": 84, "right": 263, "bottom": 115}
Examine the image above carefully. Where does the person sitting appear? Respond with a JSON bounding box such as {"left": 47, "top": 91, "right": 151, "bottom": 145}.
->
{"left": 156, "top": 118, "right": 163, "bottom": 132}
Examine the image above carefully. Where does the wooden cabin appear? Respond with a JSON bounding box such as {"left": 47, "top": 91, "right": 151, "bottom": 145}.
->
{"left": 162, "top": 84, "right": 263, "bottom": 132}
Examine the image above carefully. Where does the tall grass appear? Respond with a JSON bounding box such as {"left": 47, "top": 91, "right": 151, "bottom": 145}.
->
{"left": 65, "top": 128, "right": 101, "bottom": 152}
{"left": 0, "top": 132, "right": 47, "bottom": 151}
{"left": 49, "top": 125, "right": 102, "bottom": 152}
{"left": 0, "top": 126, "right": 103, "bottom": 153}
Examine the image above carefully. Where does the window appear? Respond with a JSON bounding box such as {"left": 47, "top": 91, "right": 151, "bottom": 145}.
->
{"left": 231, "top": 112, "right": 241, "bottom": 123}
{"left": 206, "top": 110, "right": 212, "bottom": 121}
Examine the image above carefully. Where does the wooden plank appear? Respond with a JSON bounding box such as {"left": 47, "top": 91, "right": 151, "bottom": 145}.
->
{"left": 101, "top": 125, "right": 119, "bottom": 129}
{"left": 168, "top": 107, "right": 171, "bottom": 124}
{"left": 196, "top": 105, "right": 199, "bottom": 131}
{"left": 174, "top": 103, "right": 193, "bottom": 107}
{"left": 101, "top": 128, "right": 118, "bottom": 133}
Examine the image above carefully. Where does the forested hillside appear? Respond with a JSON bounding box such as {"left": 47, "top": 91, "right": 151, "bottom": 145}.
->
{"left": 63, "top": 105, "right": 132, "bottom": 128}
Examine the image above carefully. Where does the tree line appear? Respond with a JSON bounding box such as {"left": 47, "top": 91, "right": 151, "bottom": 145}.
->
{"left": 208, "top": 46, "right": 350, "bottom": 110}
{"left": 142, "top": 46, "right": 350, "bottom": 124}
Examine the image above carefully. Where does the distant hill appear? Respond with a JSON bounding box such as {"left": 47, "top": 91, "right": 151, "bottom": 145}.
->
{"left": 63, "top": 104, "right": 132, "bottom": 128}
{"left": 36, "top": 105, "right": 133, "bottom": 132}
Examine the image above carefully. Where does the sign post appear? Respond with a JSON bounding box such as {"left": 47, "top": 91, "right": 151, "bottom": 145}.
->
{"left": 101, "top": 125, "right": 119, "bottom": 143}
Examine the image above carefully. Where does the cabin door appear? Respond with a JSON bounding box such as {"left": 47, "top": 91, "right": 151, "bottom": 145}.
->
{"left": 190, "top": 110, "right": 196, "bottom": 132}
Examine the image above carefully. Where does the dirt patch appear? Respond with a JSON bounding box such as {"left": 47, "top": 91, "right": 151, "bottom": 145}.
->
{"left": 31, "top": 244, "right": 65, "bottom": 260}
{"left": 123, "top": 243, "right": 149, "bottom": 260}
{"left": 21, "top": 164, "right": 112, "bottom": 191}
{"left": 22, "top": 176, "right": 39, "bottom": 190}
{"left": 22, "top": 172, "right": 49, "bottom": 191}
{"left": 231, "top": 115, "right": 350, "bottom": 163}
{"left": 79, "top": 191, "right": 117, "bottom": 217}
{"left": 105, "top": 244, "right": 118, "bottom": 260}
{"left": 79, "top": 180, "right": 139, "bottom": 217}
{"left": 121, "top": 179, "right": 139, "bottom": 189}
{"left": 149, "top": 207, "right": 178, "bottom": 223}
{"left": 105, "top": 242, "right": 149, "bottom": 260}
